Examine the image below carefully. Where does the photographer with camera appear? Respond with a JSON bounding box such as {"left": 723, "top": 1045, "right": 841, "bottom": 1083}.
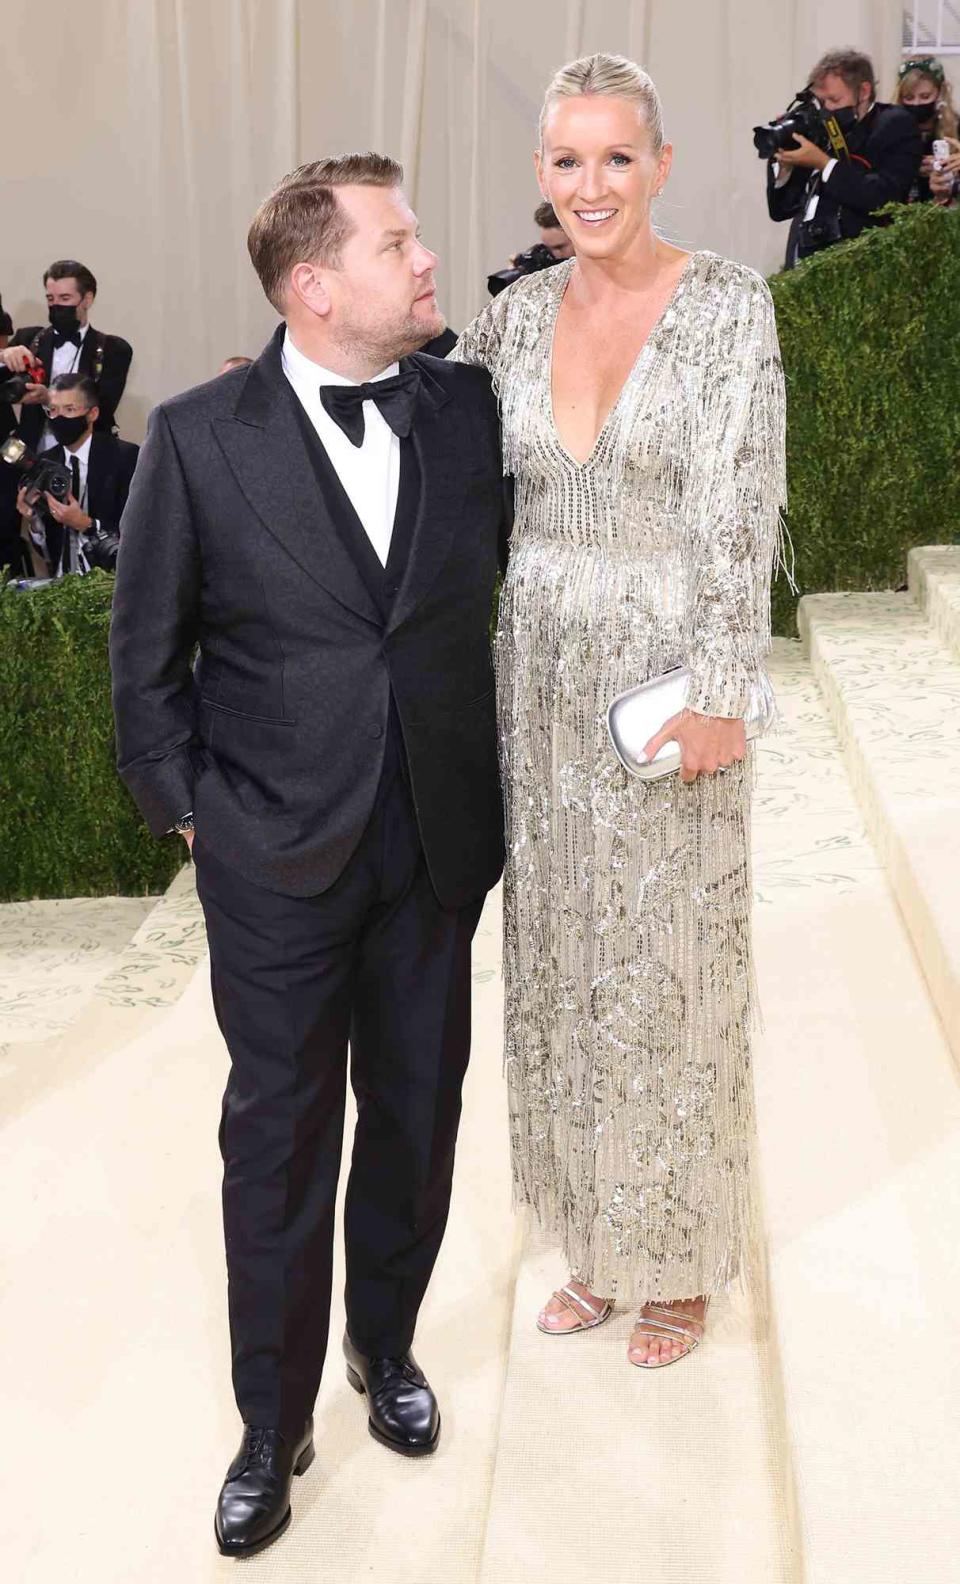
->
{"left": 9, "top": 373, "right": 138, "bottom": 579}
{"left": 488, "top": 200, "right": 573, "bottom": 296}
{"left": 0, "top": 260, "right": 133, "bottom": 450}
{"left": 760, "top": 48, "right": 921, "bottom": 268}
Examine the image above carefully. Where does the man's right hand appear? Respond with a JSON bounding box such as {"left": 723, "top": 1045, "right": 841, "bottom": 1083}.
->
{"left": 181, "top": 829, "right": 195, "bottom": 851}
{"left": 16, "top": 485, "right": 34, "bottom": 520}
{"left": 2, "top": 346, "right": 39, "bottom": 374}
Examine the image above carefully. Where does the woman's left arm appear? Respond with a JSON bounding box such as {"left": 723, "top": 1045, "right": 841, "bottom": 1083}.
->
{"left": 684, "top": 275, "right": 787, "bottom": 725}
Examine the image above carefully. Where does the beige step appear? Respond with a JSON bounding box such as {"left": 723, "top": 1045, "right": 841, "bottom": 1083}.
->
{"left": 751, "top": 639, "right": 960, "bottom": 1582}
{"left": 909, "top": 543, "right": 960, "bottom": 663}
{"left": 798, "top": 591, "right": 960, "bottom": 1067}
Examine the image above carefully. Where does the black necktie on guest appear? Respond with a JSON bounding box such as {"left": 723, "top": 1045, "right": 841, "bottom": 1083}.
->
{"left": 53, "top": 329, "right": 82, "bottom": 349}
{"left": 318, "top": 367, "right": 422, "bottom": 448}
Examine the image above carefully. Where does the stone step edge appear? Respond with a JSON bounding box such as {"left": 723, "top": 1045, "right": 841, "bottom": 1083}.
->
{"left": 798, "top": 598, "right": 960, "bottom": 1069}
{"left": 908, "top": 544, "right": 960, "bottom": 664}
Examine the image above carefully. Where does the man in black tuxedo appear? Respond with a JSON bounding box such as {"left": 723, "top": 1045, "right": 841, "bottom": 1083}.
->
{"left": 767, "top": 48, "right": 921, "bottom": 268}
{"left": 0, "top": 258, "right": 133, "bottom": 448}
{"left": 13, "top": 373, "right": 137, "bottom": 576}
{"left": 110, "top": 153, "right": 508, "bottom": 1560}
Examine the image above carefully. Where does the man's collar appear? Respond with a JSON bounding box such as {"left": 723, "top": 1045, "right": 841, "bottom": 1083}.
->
{"left": 66, "top": 432, "right": 93, "bottom": 463}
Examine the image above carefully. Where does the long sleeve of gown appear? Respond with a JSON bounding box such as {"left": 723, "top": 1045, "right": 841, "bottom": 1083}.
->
{"left": 683, "top": 277, "right": 787, "bottom": 722}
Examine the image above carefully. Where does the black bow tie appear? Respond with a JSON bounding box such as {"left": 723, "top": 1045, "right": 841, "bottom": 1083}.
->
{"left": 318, "top": 367, "right": 421, "bottom": 448}
{"left": 53, "top": 329, "right": 82, "bottom": 349}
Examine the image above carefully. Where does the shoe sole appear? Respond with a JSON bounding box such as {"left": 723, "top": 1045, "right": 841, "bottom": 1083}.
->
{"left": 215, "top": 1441, "right": 315, "bottom": 1558}
{"left": 346, "top": 1364, "right": 441, "bottom": 1457}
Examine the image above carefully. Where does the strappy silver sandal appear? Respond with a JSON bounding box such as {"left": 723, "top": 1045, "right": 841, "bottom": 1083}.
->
{"left": 628, "top": 1299, "right": 708, "bottom": 1368}
{"left": 536, "top": 1283, "right": 613, "bottom": 1336}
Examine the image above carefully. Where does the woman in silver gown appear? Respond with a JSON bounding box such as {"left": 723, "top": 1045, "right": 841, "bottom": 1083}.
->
{"left": 451, "top": 53, "right": 786, "bottom": 1366}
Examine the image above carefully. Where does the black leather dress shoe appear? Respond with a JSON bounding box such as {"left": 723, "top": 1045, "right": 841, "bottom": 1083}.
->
{"left": 215, "top": 1419, "right": 314, "bottom": 1558}
{"left": 343, "top": 1334, "right": 441, "bottom": 1456}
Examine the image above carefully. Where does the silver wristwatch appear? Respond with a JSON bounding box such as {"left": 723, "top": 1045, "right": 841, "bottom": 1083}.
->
{"left": 173, "top": 812, "right": 195, "bottom": 835}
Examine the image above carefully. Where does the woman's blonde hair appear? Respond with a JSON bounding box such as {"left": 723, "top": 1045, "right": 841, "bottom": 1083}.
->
{"left": 539, "top": 53, "right": 664, "bottom": 153}
{"left": 894, "top": 58, "right": 959, "bottom": 141}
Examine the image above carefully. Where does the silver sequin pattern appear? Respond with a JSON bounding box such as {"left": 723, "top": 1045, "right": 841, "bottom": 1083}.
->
{"left": 451, "top": 252, "right": 787, "bottom": 1301}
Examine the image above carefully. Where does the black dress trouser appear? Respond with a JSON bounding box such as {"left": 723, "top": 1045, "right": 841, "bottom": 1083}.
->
{"left": 193, "top": 759, "right": 483, "bottom": 1434}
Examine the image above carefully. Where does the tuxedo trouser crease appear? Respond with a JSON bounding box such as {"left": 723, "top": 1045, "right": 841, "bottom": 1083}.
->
{"left": 194, "top": 763, "right": 483, "bottom": 1433}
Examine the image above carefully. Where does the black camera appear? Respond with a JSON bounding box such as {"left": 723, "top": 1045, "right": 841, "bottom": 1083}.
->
{"left": 488, "top": 242, "right": 561, "bottom": 298}
{"left": 0, "top": 373, "right": 34, "bottom": 404}
{"left": 0, "top": 434, "right": 72, "bottom": 510}
{"left": 753, "top": 88, "right": 831, "bottom": 159}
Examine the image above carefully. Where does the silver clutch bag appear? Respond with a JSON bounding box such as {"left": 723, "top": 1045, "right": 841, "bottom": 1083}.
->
{"left": 607, "top": 666, "right": 766, "bottom": 780}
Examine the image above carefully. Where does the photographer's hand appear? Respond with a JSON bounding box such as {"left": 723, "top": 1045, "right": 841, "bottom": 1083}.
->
{"left": 2, "top": 346, "right": 39, "bottom": 374}
{"left": 942, "top": 138, "right": 960, "bottom": 175}
{"left": 20, "top": 383, "right": 49, "bottom": 406}
{"left": 45, "top": 491, "right": 92, "bottom": 533}
{"left": 16, "top": 485, "right": 35, "bottom": 520}
{"left": 777, "top": 135, "right": 830, "bottom": 172}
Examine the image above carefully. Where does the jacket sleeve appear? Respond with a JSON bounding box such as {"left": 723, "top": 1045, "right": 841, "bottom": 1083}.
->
{"left": 821, "top": 111, "right": 922, "bottom": 215}
{"left": 94, "top": 337, "right": 133, "bottom": 431}
{"left": 684, "top": 277, "right": 787, "bottom": 722}
{"left": 109, "top": 408, "right": 201, "bottom": 836}
{"left": 766, "top": 161, "right": 809, "bottom": 221}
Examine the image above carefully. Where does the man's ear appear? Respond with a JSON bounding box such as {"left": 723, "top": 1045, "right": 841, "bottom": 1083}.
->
{"left": 288, "top": 263, "right": 331, "bottom": 319}
{"left": 81, "top": 291, "right": 95, "bottom": 315}
{"left": 88, "top": 405, "right": 100, "bottom": 429}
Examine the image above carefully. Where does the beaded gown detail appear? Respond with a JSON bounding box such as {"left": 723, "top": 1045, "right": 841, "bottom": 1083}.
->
{"left": 451, "top": 251, "right": 786, "bottom": 1301}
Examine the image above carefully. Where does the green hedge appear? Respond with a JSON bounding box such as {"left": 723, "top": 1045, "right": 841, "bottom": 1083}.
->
{"left": 0, "top": 570, "right": 184, "bottom": 900}
{"left": 768, "top": 201, "right": 960, "bottom": 634}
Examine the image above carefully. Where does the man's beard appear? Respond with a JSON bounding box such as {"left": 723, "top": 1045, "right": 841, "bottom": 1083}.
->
{"left": 336, "top": 299, "right": 446, "bottom": 369}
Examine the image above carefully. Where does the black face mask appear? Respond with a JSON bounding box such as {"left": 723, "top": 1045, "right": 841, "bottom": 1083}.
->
{"left": 47, "top": 303, "right": 81, "bottom": 335}
{"left": 49, "top": 412, "right": 90, "bottom": 447}
{"left": 821, "top": 104, "right": 859, "bottom": 135}
{"left": 904, "top": 100, "right": 938, "bottom": 123}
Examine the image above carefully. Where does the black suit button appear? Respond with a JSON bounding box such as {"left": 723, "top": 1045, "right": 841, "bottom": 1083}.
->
{"left": 368, "top": 723, "right": 383, "bottom": 739}
{"left": 385, "top": 582, "right": 398, "bottom": 597}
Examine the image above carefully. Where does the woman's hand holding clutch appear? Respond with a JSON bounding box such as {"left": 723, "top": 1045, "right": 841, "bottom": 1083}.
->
{"left": 642, "top": 712, "right": 746, "bottom": 784}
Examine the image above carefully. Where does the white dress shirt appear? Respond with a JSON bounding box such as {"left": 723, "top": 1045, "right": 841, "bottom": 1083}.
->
{"left": 281, "top": 329, "right": 400, "bottom": 567}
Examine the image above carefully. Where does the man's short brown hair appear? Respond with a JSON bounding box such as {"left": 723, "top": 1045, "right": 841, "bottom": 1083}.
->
{"left": 810, "top": 47, "right": 876, "bottom": 98}
{"left": 534, "top": 200, "right": 560, "bottom": 229}
{"left": 247, "top": 153, "right": 404, "bottom": 312}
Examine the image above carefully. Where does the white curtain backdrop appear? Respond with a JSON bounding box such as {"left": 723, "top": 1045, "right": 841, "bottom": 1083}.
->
{"left": 1, "top": 0, "right": 910, "bottom": 440}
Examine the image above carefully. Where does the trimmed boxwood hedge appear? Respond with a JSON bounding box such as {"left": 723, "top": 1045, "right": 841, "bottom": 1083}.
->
{"left": 769, "top": 200, "right": 960, "bottom": 634}
{"left": 0, "top": 570, "right": 184, "bottom": 900}
{"left": 2, "top": 201, "right": 956, "bottom": 899}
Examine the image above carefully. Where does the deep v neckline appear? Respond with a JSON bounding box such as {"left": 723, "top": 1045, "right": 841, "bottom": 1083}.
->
{"left": 546, "top": 251, "right": 701, "bottom": 470}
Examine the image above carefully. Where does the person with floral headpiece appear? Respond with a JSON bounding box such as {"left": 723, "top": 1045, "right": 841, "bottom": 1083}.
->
{"left": 894, "top": 55, "right": 960, "bottom": 204}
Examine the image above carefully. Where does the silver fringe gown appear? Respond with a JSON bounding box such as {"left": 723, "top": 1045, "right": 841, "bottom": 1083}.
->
{"left": 451, "top": 251, "right": 786, "bottom": 1302}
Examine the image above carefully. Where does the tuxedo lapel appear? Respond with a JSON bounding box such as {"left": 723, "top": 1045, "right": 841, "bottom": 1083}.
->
{"left": 386, "top": 356, "right": 456, "bottom": 634}
{"left": 87, "top": 432, "right": 109, "bottom": 519}
{"left": 212, "top": 328, "right": 380, "bottom": 627}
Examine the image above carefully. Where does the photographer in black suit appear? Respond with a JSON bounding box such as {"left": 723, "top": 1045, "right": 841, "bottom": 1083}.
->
{"left": 110, "top": 154, "right": 509, "bottom": 1559}
{"left": 0, "top": 259, "right": 132, "bottom": 447}
{"left": 13, "top": 374, "right": 137, "bottom": 577}
{"left": 767, "top": 48, "right": 922, "bottom": 268}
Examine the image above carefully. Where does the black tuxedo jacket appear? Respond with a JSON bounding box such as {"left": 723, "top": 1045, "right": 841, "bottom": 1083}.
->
{"left": 2, "top": 323, "right": 133, "bottom": 445}
{"left": 45, "top": 432, "right": 139, "bottom": 573}
{"left": 110, "top": 326, "right": 509, "bottom": 904}
{"left": 767, "top": 101, "right": 921, "bottom": 265}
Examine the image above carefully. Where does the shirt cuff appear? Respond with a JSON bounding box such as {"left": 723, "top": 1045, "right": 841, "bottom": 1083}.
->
{"left": 772, "top": 162, "right": 792, "bottom": 188}
{"left": 821, "top": 157, "right": 838, "bottom": 183}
